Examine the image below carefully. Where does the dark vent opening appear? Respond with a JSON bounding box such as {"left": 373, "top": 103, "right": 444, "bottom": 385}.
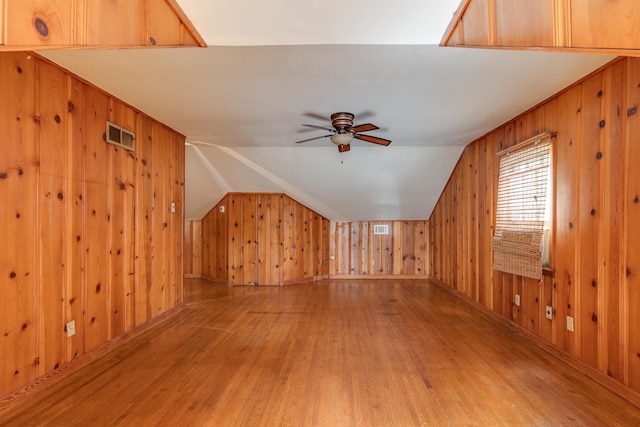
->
{"left": 106, "top": 121, "right": 135, "bottom": 151}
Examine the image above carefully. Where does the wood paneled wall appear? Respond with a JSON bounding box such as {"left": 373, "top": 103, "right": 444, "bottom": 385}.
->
{"left": 429, "top": 56, "right": 640, "bottom": 401}
{"left": 442, "top": 0, "right": 640, "bottom": 57}
{"left": 330, "top": 221, "right": 429, "bottom": 278}
{"left": 184, "top": 220, "right": 202, "bottom": 278}
{"left": 0, "top": 52, "right": 184, "bottom": 399}
{"left": 0, "top": 0, "right": 205, "bottom": 50}
{"left": 199, "top": 193, "right": 330, "bottom": 286}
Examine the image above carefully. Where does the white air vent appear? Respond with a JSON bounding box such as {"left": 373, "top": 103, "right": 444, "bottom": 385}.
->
{"left": 373, "top": 224, "right": 389, "bottom": 235}
{"left": 106, "top": 121, "right": 135, "bottom": 151}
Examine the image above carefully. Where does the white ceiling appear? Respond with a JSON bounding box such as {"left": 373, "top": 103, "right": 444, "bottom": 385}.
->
{"left": 40, "top": 0, "right": 613, "bottom": 221}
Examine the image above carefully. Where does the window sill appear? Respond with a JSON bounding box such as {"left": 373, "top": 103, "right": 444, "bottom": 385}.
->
{"left": 542, "top": 267, "right": 555, "bottom": 278}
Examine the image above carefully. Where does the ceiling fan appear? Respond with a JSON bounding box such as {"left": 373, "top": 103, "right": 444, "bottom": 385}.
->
{"left": 294, "top": 112, "right": 391, "bottom": 152}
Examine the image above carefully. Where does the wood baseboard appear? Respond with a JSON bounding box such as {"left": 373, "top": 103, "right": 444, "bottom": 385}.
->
{"left": 428, "top": 277, "right": 640, "bottom": 409}
{"left": 0, "top": 303, "right": 186, "bottom": 414}
{"left": 184, "top": 273, "right": 201, "bottom": 279}
{"left": 329, "top": 274, "right": 429, "bottom": 280}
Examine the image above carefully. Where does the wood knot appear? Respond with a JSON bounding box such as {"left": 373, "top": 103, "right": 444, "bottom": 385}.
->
{"left": 568, "top": 222, "right": 574, "bottom": 229}
{"left": 149, "top": 37, "right": 157, "bottom": 45}
{"left": 597, "top": 90, "right": 603, "bottom": 97}
{"left": 0, "top": 172, "right": 7, "bottom": 179}
{"left": 16, "top": 66, "right": 22, "bottom": 74}
{"left": 9, "top": 271, "right": 16, "bottom": 278}
{"left": 54, "top": 115, "right": 61, "bottom": 124}
{"left": 591, "top": 280, "right": 597, "bottom": 287}
{"left": 592, "top": 314, "right": 598, "bottom": 322}
{"left": 18, "top": 169, "right": 23, "bottom": 175}
{"left": 96, "top": 283, "right": 101, "bottom": 293}
{"left": 33, "top": 17, "right": 49, "bottom": 37}
{"left": 599, "top": 120, "right": 606, "bottom": 128}
{"left": 596, "top": 152, "right": 602, "bottom": 160}
{"left": 628, "top": 106, "right": 638, "bottom": 117}
{"left": 590, "top": 209, "right": 596, "bottom": 216}
{"left": 57, "top": 192, "right": 64, "bottom": 200}
{"left": 67, "top": 101, "right": 75, "bottom": 112}
{"left": 120, "top": 183, "right": 126, "bottom": 190}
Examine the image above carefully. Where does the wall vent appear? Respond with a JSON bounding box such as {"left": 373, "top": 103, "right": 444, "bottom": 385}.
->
{"left": 106, "top": 121, "right": 135, "bottom": 151}
{"left": 373, "top": 224, "right": 389, "bottom": 235}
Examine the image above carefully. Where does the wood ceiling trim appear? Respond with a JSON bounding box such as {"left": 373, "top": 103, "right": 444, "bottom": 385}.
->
{"left": 441, "top": 0, "right": 640, "bottom": 57}
{"left": 0, "top": 0, "right": 206, "bottom": 51}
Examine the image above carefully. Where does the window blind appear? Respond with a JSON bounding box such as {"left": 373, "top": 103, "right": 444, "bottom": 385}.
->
{"left": 492, "top": 133, "right": 551, "bottom": 279}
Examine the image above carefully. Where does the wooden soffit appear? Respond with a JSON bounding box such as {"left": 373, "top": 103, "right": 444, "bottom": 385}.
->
{"left": 0, "top": 0, "right": 206, "bottom": 51}
{"left": 441, "top": 0, "right": 640, "bottom": 57}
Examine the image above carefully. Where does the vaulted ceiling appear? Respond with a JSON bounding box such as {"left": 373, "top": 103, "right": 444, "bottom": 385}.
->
{"left": 40, "top": 0, "right": 613, "bottom": 221}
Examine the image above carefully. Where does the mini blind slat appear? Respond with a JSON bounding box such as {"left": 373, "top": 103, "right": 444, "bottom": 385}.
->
{"left": 492, "top": 133, "right": 551, "bottom": 280}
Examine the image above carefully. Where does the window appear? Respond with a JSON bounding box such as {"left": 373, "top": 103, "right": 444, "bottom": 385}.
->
{"left": 492, "top": 132, "right": 552, "bottom": 279}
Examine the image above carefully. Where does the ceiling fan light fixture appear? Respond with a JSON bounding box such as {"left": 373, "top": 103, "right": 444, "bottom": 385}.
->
{"left": 330, "top": 132, "right": 353, "bottom": 146}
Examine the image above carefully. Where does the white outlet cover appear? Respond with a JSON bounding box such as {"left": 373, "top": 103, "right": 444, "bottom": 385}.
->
{"left": 67, "top": 320, "right": 76, "bottom": 337}
{"left": 567, "top": 316, "right": 574, "bottom": 332}
{"left": 515, "top": 294, "right": 520, "bottom": 306}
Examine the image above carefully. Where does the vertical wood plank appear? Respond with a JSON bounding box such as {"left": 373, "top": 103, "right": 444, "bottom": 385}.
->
{"left": 350, "top": 222, "right": 360, "bottom": 275}
{"left": 0, "top": 53, "right": 39, "bottom": 396}
{"left": 83, "top": 85, "right": 110, "bottom": 352}
{"left": 626, "top": 57, "right": 640, "bottom": 390}
{"left": 243, "top": 194, "right": 257, "bottom": 285}
{"left": 135, "top": 114, "right": 153, "bottom": 325}
{"left": 578, "top": 71, "right": 603, "bottom": 368}
{"left": 600, "top": 61, "right": 625, "bottom": 378}
{"left": 38, "top": 59, "right": 68, "bottom": 373}
{"left": 66, "top": 75, "right": 86, "bottom": 360}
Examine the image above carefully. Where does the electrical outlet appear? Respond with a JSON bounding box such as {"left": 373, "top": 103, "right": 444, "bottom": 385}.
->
{"left": 66, "top": 320, "right": 76, "bottom": 337}
{"left": 545, "top": 305, "right": 553, "bottom": 320}
{"left": 515, "top": 294, "right": 521, "bottom": 306}
{"left": 371, "top": 259, "right": 376, "bottom": 266}
{"left": 329, "top": 255, "right": 335, "bottom": 260}
{"left": 567, "top": 316, "right": 574, "bottom": 332}
{"left": 170, "top": 202, "right": 176, "bottom": 213}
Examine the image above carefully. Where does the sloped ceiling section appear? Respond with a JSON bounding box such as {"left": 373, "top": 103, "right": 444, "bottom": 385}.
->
{"left": 40, "top": 0, "right": 613, "bottom": 221}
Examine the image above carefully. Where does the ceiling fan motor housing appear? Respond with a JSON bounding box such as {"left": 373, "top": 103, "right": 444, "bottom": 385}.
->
{"left": 330, "top": 112, "right": 355, "bottom": 131}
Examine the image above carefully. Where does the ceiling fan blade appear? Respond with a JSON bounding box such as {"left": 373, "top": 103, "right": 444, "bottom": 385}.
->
{"left": 295, "top": 134, "right": 332, "bottom": 144}
{"left": 351, "top": 123, "right": 379, "bottom": 133}
{"left": 338, "top": 144, "right": 351, "bottom": 153}
{"left": 302, "top": 124, "right": 335, "bottom": 132}
{"left": 354, "top": 133, "right": 392, "bottom": 146}
{"left": 354, "top": 111, "right": 375, "bottom": 121}
{"left": 304, "top": 112, "right": 331, "bottom": 121}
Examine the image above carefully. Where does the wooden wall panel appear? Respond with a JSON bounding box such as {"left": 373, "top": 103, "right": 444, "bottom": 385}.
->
{"left": 5, "top": 1, "right": 73, "bottom": 47}
{"left": 0, "top": 53, "right": 39, "bottom": 397}
{"left": 67, "top": 76, "right": 86, "bottom": 360}
{"left": 570, "top": 0, "right": 640, "bottom": 50}
{"left": 625, "top": 58, "right": 640, "bottom": 391}
{"left": 495, "top": 0, "right": 555, "bottom": 47}
{"left": 84, "top": 85, "right": 110, "bottom": 352}
{"left": 0, "top": 52, "right": 185, "bottom": 399}
{"left": 199, "top": 196, "right": 229, "bottom": 284}
{"left": 0, "top": 0, "right": 205, "bottom": 49}
{"left": 38, "top": 60, "right": 68, "bottom": 374}
{"left": 330, "top": 220, "right": 430, "bottom": 278}
{"left": 184, "top": 220, "right": 202, "bottom": 278}
{"left": 135, "top": 114, "right": 154, "bottom": 325}
{"left": 198, "top": 193, "right": 328, "bottom": 286}
{"left": 429, "top": 57, "right": 640, "bottom": 401}
{"left": 443, "top": 0, "right": 640, "bottom": 56}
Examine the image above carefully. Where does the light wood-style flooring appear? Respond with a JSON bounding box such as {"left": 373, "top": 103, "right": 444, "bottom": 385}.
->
{"left": 1, "top": 279, "right": 639, "bottom": 426}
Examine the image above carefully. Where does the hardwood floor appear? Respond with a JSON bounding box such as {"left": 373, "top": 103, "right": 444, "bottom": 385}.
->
{"left": 1, "top": 278, "right": 639, "bottom": 426}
